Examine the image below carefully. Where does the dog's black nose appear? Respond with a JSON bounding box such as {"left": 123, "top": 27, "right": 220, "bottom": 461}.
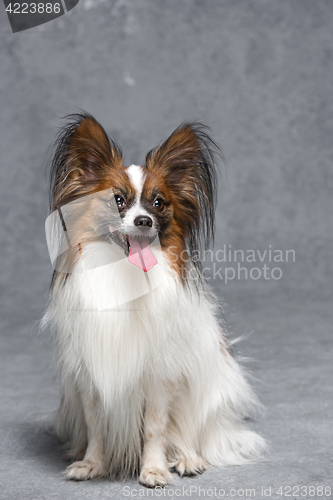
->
{"left": 134, "top": 216, "right": 153, "bottom": 227}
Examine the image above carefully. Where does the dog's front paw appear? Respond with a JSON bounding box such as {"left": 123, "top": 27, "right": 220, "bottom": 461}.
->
{"left": 173, "top": 455, "right": 208, "bottom": 476}
{"left": 139, "top": 466, "right": 172, "bottom": 488}
{"left": 64, "top": 460, "right": 104, "bottom": 481}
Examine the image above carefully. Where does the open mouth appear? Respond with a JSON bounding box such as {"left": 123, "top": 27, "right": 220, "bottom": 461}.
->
{"left": 108, "top": 226, "right": 158, "bottom": 272}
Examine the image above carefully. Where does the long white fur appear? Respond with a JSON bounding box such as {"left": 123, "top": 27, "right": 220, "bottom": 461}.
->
{"left": 42, "top": 166, "right": 266, "bottom": 485}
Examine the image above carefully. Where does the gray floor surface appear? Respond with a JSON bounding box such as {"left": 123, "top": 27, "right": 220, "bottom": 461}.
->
{"left": 1, "top": 285, "right": 332, "bottom": 500}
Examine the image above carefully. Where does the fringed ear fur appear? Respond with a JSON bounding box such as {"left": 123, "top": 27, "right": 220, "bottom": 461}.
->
{"left": 49, "top": 113, "right": 123, "bottom": 211}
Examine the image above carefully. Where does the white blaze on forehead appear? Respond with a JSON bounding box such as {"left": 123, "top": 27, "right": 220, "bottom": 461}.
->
{"left": 126, "top": 164, "right": 145, "bottom": 199}
{"left": 123, "top": 164, "right": 153, "bottom": 232}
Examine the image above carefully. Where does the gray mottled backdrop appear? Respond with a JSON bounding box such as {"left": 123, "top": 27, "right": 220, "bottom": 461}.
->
{"left": 0, "top": 1, "right": 332, "bottom": 499}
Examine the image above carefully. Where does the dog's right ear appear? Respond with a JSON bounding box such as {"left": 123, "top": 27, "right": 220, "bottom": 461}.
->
{"left": 49, "top": 113, "right": 123, "bottom": 210}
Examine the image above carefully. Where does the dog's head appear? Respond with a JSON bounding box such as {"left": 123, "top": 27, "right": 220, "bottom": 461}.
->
{"left": 49, "top": 113, "right": 219, "bottom": 277}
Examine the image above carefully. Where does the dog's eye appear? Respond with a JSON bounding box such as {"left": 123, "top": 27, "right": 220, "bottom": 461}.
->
{"left": 114, "top": 194, "right": 126, "bottom": 208}
{"left": 153, "top": 198, "right": 164, "bottom": 210}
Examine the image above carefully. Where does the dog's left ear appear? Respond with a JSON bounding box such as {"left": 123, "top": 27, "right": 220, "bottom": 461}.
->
{"left": 146, "top": 122, "right": 220, "bottom": 249}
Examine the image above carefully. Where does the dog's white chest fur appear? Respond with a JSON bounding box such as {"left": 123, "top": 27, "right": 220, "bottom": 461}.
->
{"left": 53, "top": 242, "right": 220, "bottom": 396}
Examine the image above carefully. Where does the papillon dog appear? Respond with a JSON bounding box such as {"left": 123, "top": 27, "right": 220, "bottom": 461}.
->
{"left": 42, "top": 112, "right": 266, "bottom": 487}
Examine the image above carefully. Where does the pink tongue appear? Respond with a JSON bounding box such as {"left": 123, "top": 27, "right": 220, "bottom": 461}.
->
{"left": 127, "top": 236, "right": 158, "bottom": 272}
